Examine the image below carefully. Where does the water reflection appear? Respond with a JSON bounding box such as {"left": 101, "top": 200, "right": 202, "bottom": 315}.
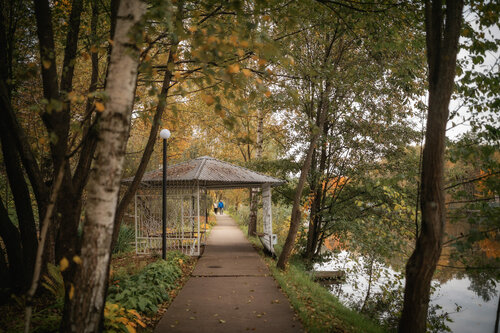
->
{"left": 315, "top": 251, "right": 499, "bottom": 332}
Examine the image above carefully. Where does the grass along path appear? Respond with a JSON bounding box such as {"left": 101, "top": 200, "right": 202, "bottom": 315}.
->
{"left": 231, "top": 213, "right": 384, "bottom": 333}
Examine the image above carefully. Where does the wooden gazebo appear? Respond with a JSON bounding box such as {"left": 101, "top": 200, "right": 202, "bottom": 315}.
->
{"left": 123, "top": 156, "right": 284, "bottom": 256}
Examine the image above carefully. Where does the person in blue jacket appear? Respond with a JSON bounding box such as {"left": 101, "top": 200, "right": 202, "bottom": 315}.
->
{"left": 218, "top": 200, "right": 224, "bottom": 215}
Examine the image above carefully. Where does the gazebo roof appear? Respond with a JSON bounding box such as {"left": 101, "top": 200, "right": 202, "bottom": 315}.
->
{"left": 123, "top": 156, "right": 285, "bottom": 189}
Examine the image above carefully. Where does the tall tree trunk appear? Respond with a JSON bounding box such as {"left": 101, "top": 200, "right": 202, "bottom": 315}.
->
{"left": 248, "top": 108, "right": 264, "bottom": 237}
{"left": 0, "top": 245, "right": 9, "bottom": 296}
{"left": 277, "top": 81, "right": 331, "bottom": 270}
{"left": 398, "top": 1, "right": 463, "bottom": 332}
{"left": 60, "top": 1, "right": 146, "bottom": 331}
{"left": 360, "top": 255, "right": 375, "bottom": 313}
{"left": 0, "top": 113, "right": 37, "bottom": 290}
{"left": 52, "top": 0, "right": 84, "bottom": 263}
{"left": 111, "top": 47, "right": 176, "bottom": 250}
{"left": 33, "top": 0, "right": 84, "bottom": 267}
{"left": 0, "top": 199, "right": 26, "bottom": 292}
{"left": 305, "top": 120, "right": 328, "bottom": 261}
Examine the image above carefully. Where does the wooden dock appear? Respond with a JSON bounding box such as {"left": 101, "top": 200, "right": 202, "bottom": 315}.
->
{"left": 311, "top": 270, "right": 345, "bottom": 281}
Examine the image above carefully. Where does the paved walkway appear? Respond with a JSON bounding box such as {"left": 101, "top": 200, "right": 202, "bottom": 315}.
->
{"left": 155, "top": 214, "right": 303, "bottom": 333}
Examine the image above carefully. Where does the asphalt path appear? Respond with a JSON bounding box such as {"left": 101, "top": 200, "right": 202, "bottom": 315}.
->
{"left": 154, "top": 214, "right": 303, "bottom": 333}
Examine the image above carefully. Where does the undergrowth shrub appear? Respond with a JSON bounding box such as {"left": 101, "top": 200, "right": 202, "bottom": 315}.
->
{"left": 229, "top": 205, "right": 250, "bottom": 227}
{"left": 16, "top": 252, "right": 186, "bottom": 332}
{"left": 107, "top": 251, "right": 186, "bottom": 314}
{"left": 104, "top": 302, "right": 146, "bottom": 333}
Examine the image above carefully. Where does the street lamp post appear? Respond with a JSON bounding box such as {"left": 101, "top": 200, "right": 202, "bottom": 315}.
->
{"left": 160, "top": 129, "right": 171, "bottom": 260}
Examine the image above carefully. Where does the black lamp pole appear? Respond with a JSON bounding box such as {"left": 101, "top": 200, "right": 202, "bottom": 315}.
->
{"left": 162, "top": 138, "right": 167, "bottom": 260}
{"left": 160, "top": 128, "right": 170, "bottom": 260}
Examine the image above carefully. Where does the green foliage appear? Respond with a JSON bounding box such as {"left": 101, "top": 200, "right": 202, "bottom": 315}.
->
{"left": 454, "top": 1, "right": 499, "bottom": 138}
{"left": 443, "top": 134, "right": 500, "bottom": 296}
{"left": 113, "top": 224, "right": 135, "bottom": 255}
{"left": 107, "top": 252, "right": 186, "bottom": 314}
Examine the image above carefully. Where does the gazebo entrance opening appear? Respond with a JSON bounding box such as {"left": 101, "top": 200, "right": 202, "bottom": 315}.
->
{"left": 124, "top": 156, "right": 284, "bottom": 257}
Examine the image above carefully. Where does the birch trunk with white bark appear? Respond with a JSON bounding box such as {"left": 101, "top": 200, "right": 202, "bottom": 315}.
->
{"left": 60, "top": 0, "right": 146, "bottom": 331}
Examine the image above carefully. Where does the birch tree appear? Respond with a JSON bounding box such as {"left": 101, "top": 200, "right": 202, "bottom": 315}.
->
{"left": 60, "top": 0, "right": 146, "bottom": 331}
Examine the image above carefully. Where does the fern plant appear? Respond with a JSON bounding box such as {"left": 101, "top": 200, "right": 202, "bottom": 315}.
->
{"left": 41, "top": 263, "right": 65, "bottom": 300}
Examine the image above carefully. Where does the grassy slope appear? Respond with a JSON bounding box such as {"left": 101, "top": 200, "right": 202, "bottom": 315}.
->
{"left": 231, "top": 212, "right": 385, "bottom": 333}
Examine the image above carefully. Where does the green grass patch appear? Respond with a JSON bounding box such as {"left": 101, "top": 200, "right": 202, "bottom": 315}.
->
{"left": 267, "top": 259, "right": 385, "bottom": 333}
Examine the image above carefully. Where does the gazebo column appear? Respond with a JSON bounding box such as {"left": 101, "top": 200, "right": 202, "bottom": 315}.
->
{"left": 262, "top": 183, "right": 274, "bottom": 254}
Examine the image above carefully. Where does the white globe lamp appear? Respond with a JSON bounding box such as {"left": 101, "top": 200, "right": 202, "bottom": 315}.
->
{"left": 160, "top": 128, "right": 171, "bottom": 139}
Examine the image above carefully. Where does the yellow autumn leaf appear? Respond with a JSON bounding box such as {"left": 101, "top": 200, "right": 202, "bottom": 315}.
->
{"left": 118, "top": 317, "right": 129, "bottom": 325}
{"left": 42, "top": 60, "right": 51, "bottom": 69}
{"left": 229, "top": 35, "right": 238, "bottom": 45}
{"left": 126, "top": 324, "right": 136, "bottom": 333}
{"left": 188, "top": 26, "right": 197, "bottom": 33}
{"left": 60, "top": 257, "right": 69, "bottom": 271}
{"left": 67, "top": 91, "right": 80, "bottom": 103}
{"left": 69, "top": 284, "right": 75, "bottom": 300}
{"left": 265, "top": 90, "right": 271, "bottom": 98}
{"left": 242, "top": 69, "right": 252, "bottom": 77}
{"left": 237, "top": 49, "right": 245, "bottom": 57}
{"left": 127, "top": 309, "right": 141, "bottom": 319}
{"left": 240, "top": 40, "right": 249, "bottom": 48}
{"left": 201, "top": 94, "right": 215, "bottom": 106}
{"left": 73, "top": 255, "right": 82, "bottom": 265}
{"left": 178, "top": 259, "right": 183, "bottom": 265}
{"left": 258, "top": 58, "right": 267, "bottom": 66}
{"left": 227, "top": 64, "right": 240, "bottom": 74}
{"left": 207, "top": 36, "right": 218, "bottom": 44}
{"left": 95, "top": 102, "right": 105, "bottom": 112}
{"left": 136, "top": 319, "right": 146, "bottom": 328}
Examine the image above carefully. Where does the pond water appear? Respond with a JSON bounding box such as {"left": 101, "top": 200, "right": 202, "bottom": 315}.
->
{"left": 315, "top": 251, "right": 499, "bottom": 332}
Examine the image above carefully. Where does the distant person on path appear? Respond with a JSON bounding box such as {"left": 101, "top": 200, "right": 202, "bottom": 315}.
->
{"left": 218, "top": 200, "right": 224, "bottom": 215}
{"left": 213, "top": 202, "right": 218, "bottom": 214}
